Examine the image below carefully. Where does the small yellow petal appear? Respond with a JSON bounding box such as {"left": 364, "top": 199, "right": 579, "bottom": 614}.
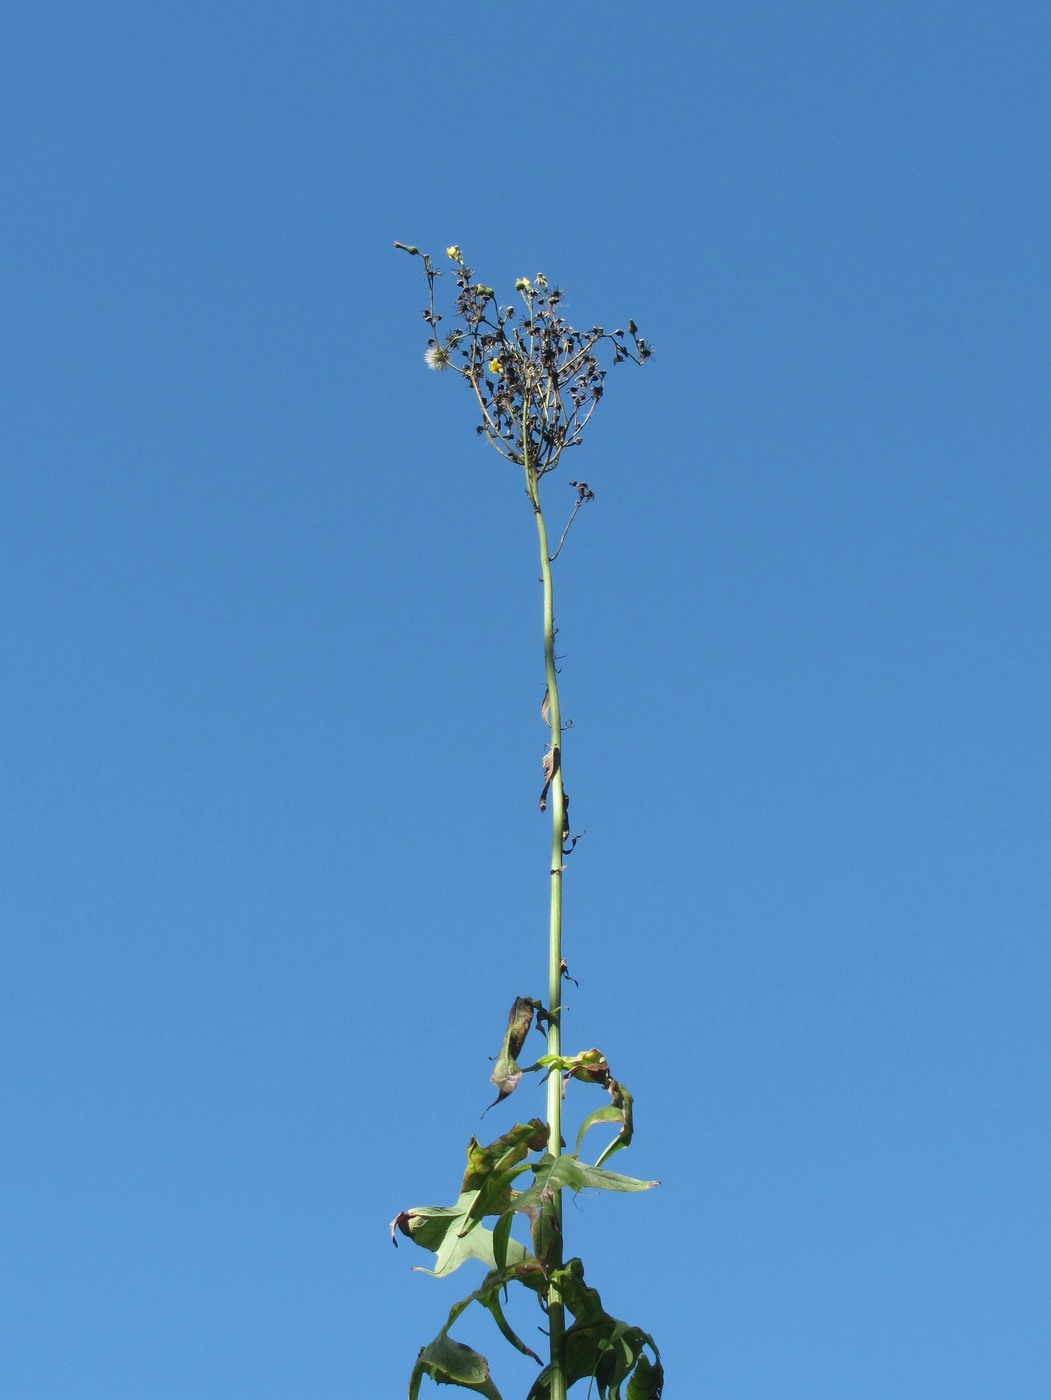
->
{"left": 488, "top": 357, "right": 501, "bottom": 374}
{"left": 446, "top": 245, "right": 462, "bottom": 262}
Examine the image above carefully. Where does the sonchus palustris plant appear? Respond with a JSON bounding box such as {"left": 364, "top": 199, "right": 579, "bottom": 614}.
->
{"left": 391, "top": 243, "right": 661, "bottom": 1400}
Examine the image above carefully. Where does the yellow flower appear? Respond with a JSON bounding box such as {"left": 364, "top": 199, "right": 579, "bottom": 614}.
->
{"left": 446, "top": 245, "right": 462, "bottom": 262}
{"left": 488, "top": 357, "right": 502, "bottom": 374}
{"left": 515, "top": 277, "right": 531, "bottom": 292}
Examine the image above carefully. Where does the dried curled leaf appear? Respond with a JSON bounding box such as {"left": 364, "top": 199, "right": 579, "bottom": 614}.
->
{"left": 560, "top": 959, "right": 579, "bottom": 987}
{"left": 539, "top": 746, "right": 560, "bottom": 812}
{"left": 488, "top": 998, "right": 546, "bottom": 1109}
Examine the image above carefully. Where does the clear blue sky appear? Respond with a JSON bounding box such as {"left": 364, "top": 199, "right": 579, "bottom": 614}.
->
{"left": 3, "top": 3, "right": 1049, "bottom": 1396}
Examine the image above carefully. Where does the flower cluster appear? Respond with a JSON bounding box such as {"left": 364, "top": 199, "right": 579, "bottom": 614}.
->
{"left": 395, "top": 242, "right": 650, "bottom": 478}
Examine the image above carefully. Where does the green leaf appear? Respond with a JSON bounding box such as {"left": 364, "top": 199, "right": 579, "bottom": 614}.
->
{"left": 539, "top": 1049, "right": 636, "bottom": 1166}
{"left": 523, "top": 1259, "right": 663, "bottom": 1400}
{"left": 574, "top": 1105, "right": 622, "bottom": 1161}
{"left": 391, "top": 1196, "right": 528, "bottom": 1278}
{"left": 391, "top": 1121, "right": 547, "bottom": 1277}
{"left": 408, "top": 1334, "right": 502, "bottom": 1398}
{"left": 513, "top": 1154, "right": 658, "bottom": 1216}
{"left": 491, "top": 1210, "right": 514, "bottom": 1272}
{"left": 408, "top": 1263, "right": 549, "bottom": 1396}
{"left": 625, "top": 1351, "right": 664, "bottom": 1400}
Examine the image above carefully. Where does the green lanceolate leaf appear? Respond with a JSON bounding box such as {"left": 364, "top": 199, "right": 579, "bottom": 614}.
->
{"left": 491, "top": 1209, "right": 514, "bottom": 1271}
{"left": 513, "top": 1154, "right": 658, "bottom": 1216}
{"left": 487, "top": 998, "right": 547, "bottom": 1108}
{"left": 577, "top": 1079, "right": 635, "bottom": 1167}
{"left": 445, "top": 1266, "right": 546, "bottom": 1365}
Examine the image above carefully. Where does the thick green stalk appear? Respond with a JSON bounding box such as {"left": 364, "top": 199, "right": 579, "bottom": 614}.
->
{"left": 526, "top": 450, "right": 567, "bottom": 1400}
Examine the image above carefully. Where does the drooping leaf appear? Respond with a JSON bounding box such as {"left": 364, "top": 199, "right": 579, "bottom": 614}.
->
{"left": 537, "top": 1048, "right": 636, "bottom": 1166}
{"left": 625, "top": 1351, "right": 664, "bottom": 1400}
{"left": 409, "top": 1333, "right": 502, "bottom": 1399}
{"left": 462, "top": 1269, "right": 544, "bottom": 1365}
{"left": 408, "top": 1263, "right": 548, "bottom": 1397}
{"left": 574, "top": 1105, "right": 621, "bottom": 1157}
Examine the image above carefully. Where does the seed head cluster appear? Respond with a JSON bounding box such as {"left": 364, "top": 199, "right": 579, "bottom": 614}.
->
{"left": 395, "top": 243, "right": 650, "bottom": 478}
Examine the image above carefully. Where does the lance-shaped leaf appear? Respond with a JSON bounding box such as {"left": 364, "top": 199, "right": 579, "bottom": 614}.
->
{"left": 577, "top": 1077, "right": 635, "bottom": 1168}
{"left": 513, "top": 1153, "right": 658, "bottom": 1217}
{"left": 524, "top": 1258, "right": 664, "bottom": 1400}
{"left": 488, "top": 998, "right": 545, "bottom": 1108}
{"left": 444, "top": 1264, "right": 546, "bottom": 1366}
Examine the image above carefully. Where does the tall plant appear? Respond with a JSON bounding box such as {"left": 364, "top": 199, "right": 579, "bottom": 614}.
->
{"left": 391, "top": 243, "right": 660, "bottom": 1400}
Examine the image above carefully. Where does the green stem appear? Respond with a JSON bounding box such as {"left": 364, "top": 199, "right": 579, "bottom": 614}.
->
{"left": 526, "top": 448, "right": 567, "bottom": 1400}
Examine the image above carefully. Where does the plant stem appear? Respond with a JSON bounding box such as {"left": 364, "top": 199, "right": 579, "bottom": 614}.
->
{"left": 526, "top": 454, "right": 567, "bottom": 1400}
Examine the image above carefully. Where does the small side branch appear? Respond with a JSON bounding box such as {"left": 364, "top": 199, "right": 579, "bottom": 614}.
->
{"left": 548, "top": 480, "right": 595, "bottom": 562}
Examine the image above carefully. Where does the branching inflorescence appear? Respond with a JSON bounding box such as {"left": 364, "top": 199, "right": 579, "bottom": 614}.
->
{"left": 392, "top": 243, "right": 660, "bottom": 1400}
{"left": 398, "top": 242, "right": 650, "bottom": 473}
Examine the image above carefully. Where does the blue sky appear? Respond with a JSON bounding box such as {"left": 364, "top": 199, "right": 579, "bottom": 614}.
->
{"left": 3, "top": 3, "right": 1049, "bottom": 1396}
